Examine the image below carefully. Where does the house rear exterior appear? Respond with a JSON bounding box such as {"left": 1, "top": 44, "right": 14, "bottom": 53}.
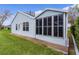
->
{"left": 11, "top": 12, "right": 35, "bottom": 38}
{"left": 11, "top": 8, "right": 68, "bottom": 48}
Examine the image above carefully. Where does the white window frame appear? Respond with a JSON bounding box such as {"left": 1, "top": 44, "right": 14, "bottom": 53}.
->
{"left": 53, "top": 14, "right": 63, "bottom": 37}
{"left": 23, "top": 22, "right": 29, "bottom": 31}
{"left": 36, "top": 16, "right": 52, "bottom": 36}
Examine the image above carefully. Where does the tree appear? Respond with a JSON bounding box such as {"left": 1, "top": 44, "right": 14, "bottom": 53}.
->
{"left": 73, "top": 17, "right": 79, "bottom": 48}
{"left": 0, "top": 9, "right": 12, "bottom": 29}
{"left": 68, "top": 4, "right": 79, "bottom": 25}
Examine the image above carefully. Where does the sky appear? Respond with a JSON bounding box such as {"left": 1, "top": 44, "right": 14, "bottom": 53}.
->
{"left": 1, "top": 4, "right": 73, "bottom": 26}
{"left": 0, "top": 4, "right": 73, "bottom": 14}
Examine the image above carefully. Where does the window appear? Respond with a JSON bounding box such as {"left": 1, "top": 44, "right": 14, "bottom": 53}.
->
{"left": 47, "top": 17, "right": 52, "bottom": 35}
{"left": 54, "top": 16, "right": 57, "bottom": 26}
{"left": 59, "top": 14, "right": 63, "bottom": 26}
{"left": 44, "top": 18, "right": 47, "bottom": 26}
{"left": 39, "top": 19, "right": 42, "bottom": 26}
{"left": 36, "top": 27, "right": 39, "bottom": 34}
{"left": 59, "top": 27, "right": 63, "bottom": 37}
{"left": 43, "top": 16, "right": 52, "bottom": 36}
{"left": 16, "top": 24, "right": 18, "bottom": 30}
{"left": 54, "top": 27, "right": 57, "bottom": 36}
{"left": 48, "top": 17, "right": 52, "bottom": 26}
{"left": 48, "top": 27, "right": 52, "bottom": 35}
{"left": 36, "top": 18, "right": 42, "bottom": 34}
{"left": 16, "top": 24, "right": 20, "bottom": 30}
{"left": 39, "top": 27, "right": 42, "bottom": 34}
{"left": 23, "top": 22, "right": 29, "bottom": 31}
{"left": 43, "top": 27, "right": 47, "bottom": 35}
{"left": 36, "top": 20, "right": 38, "bottom": 27}
{"left": 54, "top": 14, "right": 63, "bottom": 37}
{"left": 36, "top": 16, "right": 52, "bottom": 36}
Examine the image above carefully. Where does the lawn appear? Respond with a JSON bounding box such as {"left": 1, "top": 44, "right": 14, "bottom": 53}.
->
{"left": 0, "top": 29, "right": 63, "bottom": 55}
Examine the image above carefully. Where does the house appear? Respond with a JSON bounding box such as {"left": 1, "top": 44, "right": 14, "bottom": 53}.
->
{"left": 0, "top": 15, "right": 6, "bottom": 29}
{"left": 2, "top": 15, "right": 14, "bottom": 29}
{"left": 0, "top": 16, "right": 3, "bottom": 26}
{"left": 11, "top": 8, "right": 68, "bottom": 49}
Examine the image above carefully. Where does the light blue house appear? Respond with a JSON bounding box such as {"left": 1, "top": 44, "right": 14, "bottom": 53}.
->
{"left": 11, "top": 8, "right": 69, "bottom": 50}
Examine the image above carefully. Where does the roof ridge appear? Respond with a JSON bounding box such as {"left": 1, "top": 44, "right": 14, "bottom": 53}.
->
{"left": 17, "top": 11, "right": 35, "bottom": 18}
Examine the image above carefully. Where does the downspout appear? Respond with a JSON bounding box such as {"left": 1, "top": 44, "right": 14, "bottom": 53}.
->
{"left": 35, "top": 18, "right": 36, "bottom": 39}
{"left": 65, "top": 13, "right": 69, "bottom": 48}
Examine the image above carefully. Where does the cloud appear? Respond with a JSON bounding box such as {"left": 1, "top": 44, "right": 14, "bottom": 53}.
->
{"left": 63, "top": 4, "right": 75, "bottom": 10}
{"left": 35, "top": 10, "right": 43, "bottom": 16}
{"left": 63, "top": 6, "right": 70, "bottom": 10}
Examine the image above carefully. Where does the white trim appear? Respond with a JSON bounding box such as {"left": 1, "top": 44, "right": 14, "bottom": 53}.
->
{"left": 36, "top": 16, "right": 52, "bottom": 36}
{"left": 65, "top": 13, "right": 69, "bottom": 47}
{"left": 63, "top": 13, "right": 66, "bottom": 40}
{"left": 45, "top": 14, "right": 64, "bottom": 38}
{"left": 53, "top": 14, "right": 64, "bottom": 38}
{"left": 35, "top": 8, "right": 68, "bottom": 18}
{"left": 57, "top": 14, "right": 59, "bottom": 37}
{"left": 42, "top": 18, "right": 43, "bottom": 35}
{"left": 52, "top": 16, "right": 53, "bottom": 36}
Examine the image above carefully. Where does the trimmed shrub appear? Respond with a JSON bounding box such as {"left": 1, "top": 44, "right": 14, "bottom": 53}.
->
{"left": 70, "top": 25, "right": 75, "bottom": 36}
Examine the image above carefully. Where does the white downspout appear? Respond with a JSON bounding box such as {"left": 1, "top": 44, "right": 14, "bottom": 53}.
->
{"left": 65, "top": 13, "right": 69, "bottom": 47}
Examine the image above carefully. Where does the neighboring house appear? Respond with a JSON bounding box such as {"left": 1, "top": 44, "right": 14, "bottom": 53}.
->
{"left": 0, "top": 15, "right": 7, "bottom": 28}
{"left": 0, "top": 16, "right": 3, "bottom": 25}
{"left": 2, "top": 15, "right": 14, "bottom": 29}
{"left": 11, "top": 8, "right": 68, "bottom": 48}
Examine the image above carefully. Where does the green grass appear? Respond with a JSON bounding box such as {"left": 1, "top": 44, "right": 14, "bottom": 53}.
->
{"left": 0, "top": 29, "right": 63, "bottom": 55}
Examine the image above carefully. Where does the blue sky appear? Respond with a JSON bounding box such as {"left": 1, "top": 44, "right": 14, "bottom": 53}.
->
{"left": 2, "top": 4, "right": 73, "bottom": 26}
{"left": 0, "top": 4, "right": 73, "bottom": 14}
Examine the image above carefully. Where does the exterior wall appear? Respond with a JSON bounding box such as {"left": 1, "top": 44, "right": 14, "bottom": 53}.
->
{"left": 11, "top": 12, "right": 35, "bottom": 38}
{"left": 35, "top": 10, "right": 67, "bottom": 46}
{"left": 11, "top": 10, "right": 68, "bottom": 47}
{"left": 35, "top": 35, "right": 65, "bottom": 46}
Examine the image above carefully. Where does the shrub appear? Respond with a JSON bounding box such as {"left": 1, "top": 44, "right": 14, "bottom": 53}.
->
{"left": 70, "top": 25, "right": 75, "bottom": 36}
{"left": 74, "top": 17, "right": 79, "bottom": 49}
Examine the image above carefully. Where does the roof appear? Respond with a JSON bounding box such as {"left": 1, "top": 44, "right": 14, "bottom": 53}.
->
{"left": 23, "top": 12, "right": 35, "bottom": 17}
{"left": 11, "top": 8, "right": 68, "bottom": 24}
{"left": 17, "top": 11, "right": 35, "bottom": 19}
{"left": 11, "top": 11, "right": 34, "bottom": 24}
{"left": 2, "top": 15, "right": 14, "bottom": 26}
{"left": 35, "top": 8, "right": 68, "bottom": 19}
